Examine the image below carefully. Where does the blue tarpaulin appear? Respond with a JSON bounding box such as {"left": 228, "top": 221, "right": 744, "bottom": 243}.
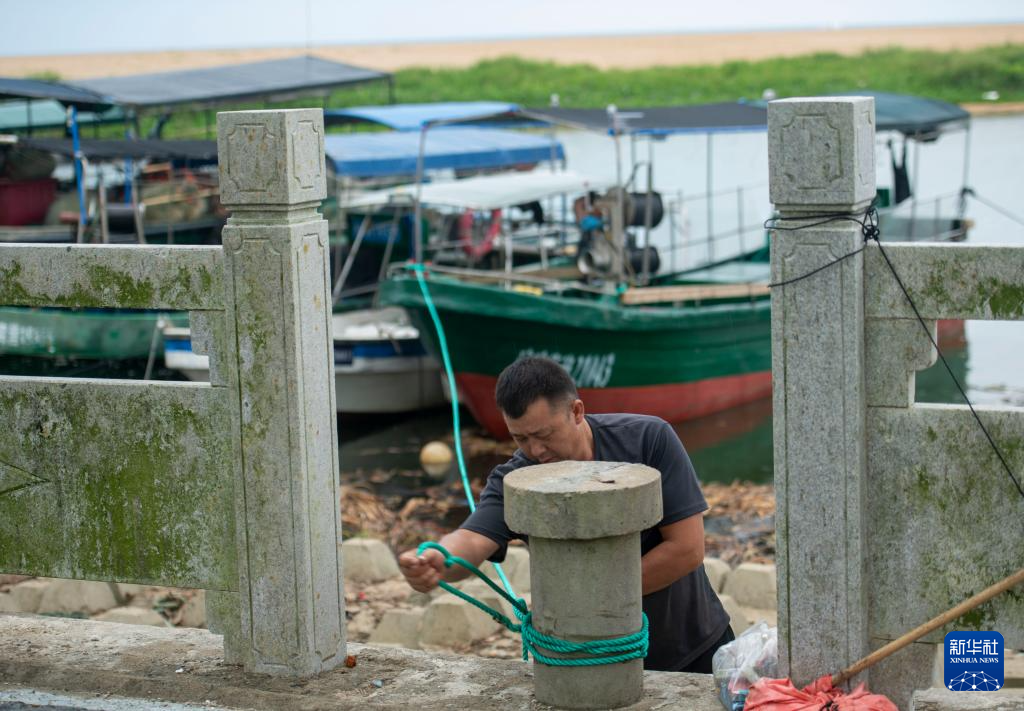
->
{"left": 324, "top": 101, "right": 521, "bottom": 130}
{"left": 324, "top": 127, "right": 563, "bottom": 177}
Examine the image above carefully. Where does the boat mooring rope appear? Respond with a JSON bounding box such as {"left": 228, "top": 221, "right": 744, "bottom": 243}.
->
{"left": 406, "top": 263, "right": 650, "bottom": 665}
{"left": 417, "top": 541, "right": 649, "bottom": 666}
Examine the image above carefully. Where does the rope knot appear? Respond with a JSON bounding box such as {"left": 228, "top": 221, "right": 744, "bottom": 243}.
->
{"left": 415, "top": 541, "right": 649, "bottom": 666}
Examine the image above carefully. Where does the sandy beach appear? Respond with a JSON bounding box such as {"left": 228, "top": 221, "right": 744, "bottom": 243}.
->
{"left": 2, "top": 23, "right": 1022, "bottom": 79}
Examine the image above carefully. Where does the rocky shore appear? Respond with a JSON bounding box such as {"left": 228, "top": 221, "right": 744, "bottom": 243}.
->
{"left": 0, "top": 477, "right": 776, "bottom": 660}
{"left": 0, "top": 537, "right": 777, "bottom": 661}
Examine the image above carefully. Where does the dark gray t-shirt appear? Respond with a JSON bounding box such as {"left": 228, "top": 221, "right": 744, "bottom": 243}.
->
{"left": 461, "top": 412, "right": 730, "bottom": 671}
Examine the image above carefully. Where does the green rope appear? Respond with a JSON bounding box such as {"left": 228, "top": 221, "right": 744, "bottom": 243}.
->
{"left": 407, "top": 262, "right": 515, "bottom": 595}
{"left": 523, "top": 614, "right": 649, "bottom": 667}
{"left": 408, "top": 264, "right": 648, "bottom": 667}
{"left": 417, "top": 542, "right": 648, "bottom": 666}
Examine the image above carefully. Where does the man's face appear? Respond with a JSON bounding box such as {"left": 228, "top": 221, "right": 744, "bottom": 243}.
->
{"left": 504, "top": 397, "right": 584, "bottom": 463}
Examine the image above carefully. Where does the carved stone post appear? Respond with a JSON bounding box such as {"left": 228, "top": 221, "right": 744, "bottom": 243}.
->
{"left": 216, "top": 109, "right": 345, "bottom": 676}
{"left": 768, "top": 97, "right": 875, "bottom": 686}
{"left": 505, "top": 461, "right": 662, "bottom": 709}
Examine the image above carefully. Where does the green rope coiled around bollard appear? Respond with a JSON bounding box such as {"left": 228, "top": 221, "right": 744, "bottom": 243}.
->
{"left": 417, "top": 542, "right": 649, "bottom": 666}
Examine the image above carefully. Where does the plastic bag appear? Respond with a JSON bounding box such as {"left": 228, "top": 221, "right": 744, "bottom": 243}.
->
{"left": 712, "top": 622, "right": 779, "bottom": 711}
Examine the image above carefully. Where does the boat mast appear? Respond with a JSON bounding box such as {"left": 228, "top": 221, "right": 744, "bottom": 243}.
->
{"left": 413, "top": 124, "right": 427, "bottom": 263}
{"left": 706, "top": 132, "right": 713, "bottom": 262}
{"left": 959, "top": 122, "right": 972, "bottom": 221}
{"left": 641, "top": 139, "right": 654, "bottom": 284}
{"left": 67, "top": 105, "right": 86, "bottom": 243}
{"left": 609, "top": 105, "right": 627, "bottom": 284}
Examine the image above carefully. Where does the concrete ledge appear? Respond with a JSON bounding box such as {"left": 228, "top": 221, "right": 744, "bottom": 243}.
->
{"left": 0, "top": 614, "right": 721, "bottom": 710}
{"left": 911, "top": 688, "right": 1024, "bottom": 710}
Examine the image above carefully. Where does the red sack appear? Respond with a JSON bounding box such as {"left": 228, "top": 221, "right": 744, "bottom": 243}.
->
{"left": 745, "top": 675, "right": 898, "bottom": 711}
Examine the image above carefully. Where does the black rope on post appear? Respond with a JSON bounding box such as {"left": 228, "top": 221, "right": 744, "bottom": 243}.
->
{"left": 765, "top": 204, "right": 1024, "bottom": 501}
{"left": 765, "top": 205, "right": 878, "bottom": 289}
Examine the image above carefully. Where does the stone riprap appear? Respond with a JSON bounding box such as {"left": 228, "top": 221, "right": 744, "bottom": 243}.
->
{"left": 505, "top": 461, "right": 663, "bottom": 710}
{"left": 3, "top": 580, "right": 49, "bottom": 613}
{"left": 0, "top": 577, "right": 208, "bottom": 630}
{"left": 342, "top": 539, "right": 401, "bottom": 583}
{"left": 703, "top": 558, "right": 731, "bottom": 593}
{"left": 0, "top": 554, "right": 782, "bottom": 660}
{"left": 0, "top": 615, "right": 724, "bottom": 711}
{"left": 176, "top": 590, "right": 206, "bottom": 628}
{"left": 722, "top": 563, "right": 777, "bottom": 609}
{"left": 418, "top": 597, "right": 501, "bottom": 649}
{"left": 769, "top": 96, "right": 1024, "bottom": 710}
{"left": 474, "top": 545, "right": 532, "bottom": 594}
{"left": 455, "top": 578, "right": 525, "bottom": 620}
{"left": 717, "top": 594, "right": 750, "bottom": 636}
{"left": 37, "top": 580, "right": 118, "bottom": 616}
{"left": 94, "top": 607, "right": 166, "bottom": 626}
{"left": 368, "top": 608, "right": 424, "bottom": 649}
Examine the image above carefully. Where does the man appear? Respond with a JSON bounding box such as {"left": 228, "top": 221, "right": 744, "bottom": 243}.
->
{"left": 398, "top": 356, "right": 732, "bottom": 673}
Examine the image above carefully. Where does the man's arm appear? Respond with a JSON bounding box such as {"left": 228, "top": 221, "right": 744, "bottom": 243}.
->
{"left": 398, "top": 528, "right": 500, "bottom": 593}
{"left": 640, "top": 512, "right": 705, "bottom": 596}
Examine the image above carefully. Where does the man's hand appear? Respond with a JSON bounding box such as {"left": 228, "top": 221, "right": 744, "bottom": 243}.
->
{"left": 397, "top": 529, "right": 501, "bottom": 593}
{"left": 398, "top": 547, "right": 446, "bottom": 593}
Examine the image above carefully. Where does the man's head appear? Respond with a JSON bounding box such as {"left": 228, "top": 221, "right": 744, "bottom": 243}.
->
{"left": 495, "top": 357, "right": 589, "bottom": 463}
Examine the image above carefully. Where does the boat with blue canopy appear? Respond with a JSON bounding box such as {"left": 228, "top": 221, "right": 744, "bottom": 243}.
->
{"left": 325, "top": 127, "right": 562, "bottom": 179}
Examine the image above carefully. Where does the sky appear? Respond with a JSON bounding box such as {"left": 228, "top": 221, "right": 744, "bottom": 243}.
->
{"left": 2, "top": 0, "right": 1022, "bottom": 57}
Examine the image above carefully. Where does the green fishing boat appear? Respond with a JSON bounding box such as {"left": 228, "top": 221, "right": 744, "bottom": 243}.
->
{"left": 379, "top": 253, "right": 772, "bottom": 438}
{"left": 378, "top": 91, "right": 978, "bottom": 433}
{"left": 0, "top": 307, "right": 188, "bottom": 360}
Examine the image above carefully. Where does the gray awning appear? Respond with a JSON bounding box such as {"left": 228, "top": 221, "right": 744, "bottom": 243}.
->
{"left": 0, "top": 77, "right": 113, "bottom": 110}
{"left": 74, "top": 55, "right": 391, "bottom": 110}
{"left": 526, "top": 93, "right": 970, "bottom": 138}
{"left": 16, "top": 137, "right": 218, "bottom": 162}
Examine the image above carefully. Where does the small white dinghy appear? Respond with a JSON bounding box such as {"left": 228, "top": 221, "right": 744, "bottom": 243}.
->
{"left": 163, "top": 307, "right": 444, "bottom": 414}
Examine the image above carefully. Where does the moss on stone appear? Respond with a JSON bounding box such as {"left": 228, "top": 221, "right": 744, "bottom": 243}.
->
{"left": 0, "top": 381, "right": 237, "bottom": 589}
{"left": 2, "top": 254, "right": 220, "bottom": 310}
{"left": 983, "top": 279, "right": 1024, "bottom": 319}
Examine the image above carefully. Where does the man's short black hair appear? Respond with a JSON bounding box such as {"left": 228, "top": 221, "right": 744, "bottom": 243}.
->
{"left": 495, "top": 356, "right": 578, "bottom": 419}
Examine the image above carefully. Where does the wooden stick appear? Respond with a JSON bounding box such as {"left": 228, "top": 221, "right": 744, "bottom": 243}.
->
{"left": 620, "top": 282, "right": 769, "bottom": 305}
{"left": 142, "top": 187, "right": 219, "bottom": 207}
{"left": 831, "top": 567, "right": 1024, "bottom": 687}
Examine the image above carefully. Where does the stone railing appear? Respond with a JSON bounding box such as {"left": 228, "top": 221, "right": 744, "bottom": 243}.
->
{"left": 0, "top": 109, "right": 345, "bottom": 678}
{"left": 769, "top": 97, "right": 1023, "bottom": 709}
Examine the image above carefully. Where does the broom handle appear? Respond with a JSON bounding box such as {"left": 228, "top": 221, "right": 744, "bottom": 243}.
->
{"left": 831, "top": 567, "right": 1024, "bottom": 687}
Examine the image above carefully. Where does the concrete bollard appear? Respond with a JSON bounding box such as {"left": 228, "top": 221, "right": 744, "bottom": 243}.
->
{"left": 505, "top": 461, "right": 662, "bottom": 710}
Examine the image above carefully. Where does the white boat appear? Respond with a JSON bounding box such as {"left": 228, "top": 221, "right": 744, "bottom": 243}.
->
{"left": 163, "top": 307, "right": 445, "bottom": 414}
{"left": 330, "top": 307, "right": 444, "bottom": 414}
